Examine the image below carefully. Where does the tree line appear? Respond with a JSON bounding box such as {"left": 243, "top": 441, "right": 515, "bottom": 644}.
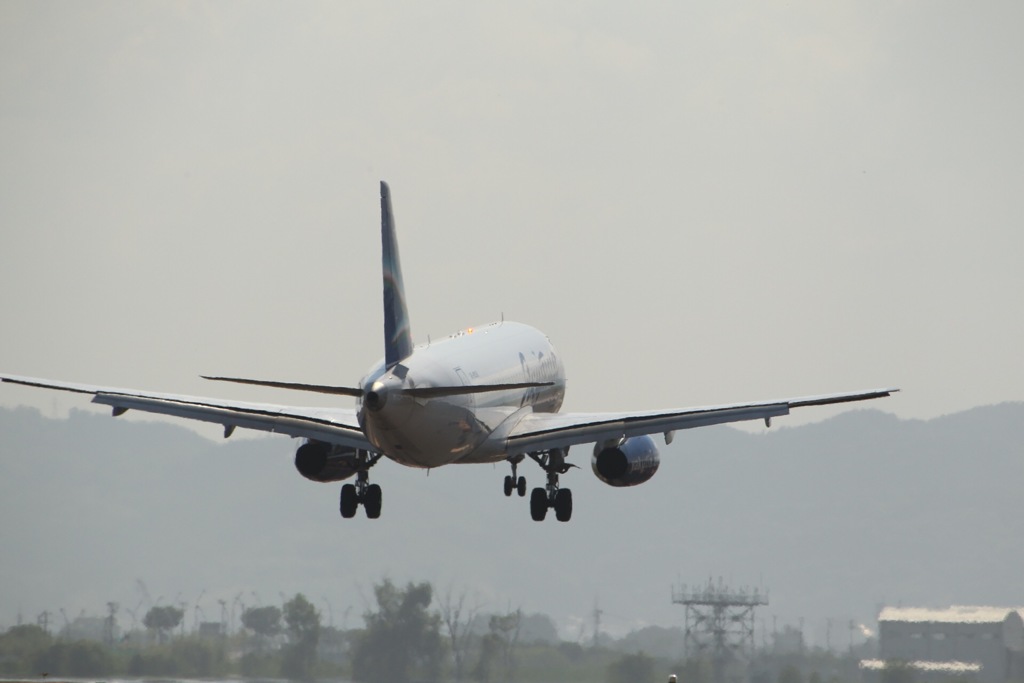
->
{"left": 1, "top": 579, "right": 927, "bottom": 683}
{"left": 0, "top": 593, "right": 321, "bottom": 680}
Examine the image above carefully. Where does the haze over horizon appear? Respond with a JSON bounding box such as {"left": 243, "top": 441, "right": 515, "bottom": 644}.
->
{"left": 3, "top": 402, "right": 1022, "bottom": 648}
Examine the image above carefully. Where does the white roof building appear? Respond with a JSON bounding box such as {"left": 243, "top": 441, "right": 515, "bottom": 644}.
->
{"left": 869, "top": 606, "right": 1024, "bottom": 683}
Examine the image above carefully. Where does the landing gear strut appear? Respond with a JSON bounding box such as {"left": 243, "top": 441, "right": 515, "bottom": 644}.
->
{"left": 503, "top": 454, "right": 527, "bottom": 497}
{"left": 339, "top": 451, "right": 384, "bottom": 519}
{"left": 527, "top": 448, "right": 575, "bottom": 522}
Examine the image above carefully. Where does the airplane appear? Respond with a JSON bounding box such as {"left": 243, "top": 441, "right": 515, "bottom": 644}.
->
{"left": 1, "top": 182, "right": 897, "bottom": 522}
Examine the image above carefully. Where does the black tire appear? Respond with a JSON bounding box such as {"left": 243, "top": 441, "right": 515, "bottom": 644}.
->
{"left": 364, "top": 484, "right": 383, "bottom": 519}
{"left": 340, "top": 484, "right": 358, "bottom": 518}
{"left": 516, "top": 476, "right": 527, "bottom": 497}
{"left": 503, "top": 475, "right": 514, "bottom": 497}
{"left": 530, "top": 488, "right": 548, "bottom": 521}
{"left": 554, "top": 488, "right": 573, "bottom": 522}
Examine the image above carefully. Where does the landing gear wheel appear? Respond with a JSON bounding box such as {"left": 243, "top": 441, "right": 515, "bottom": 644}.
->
{"left": 530, "top": 488, "right": 548, "bottom": 521}
{"left": 336, "top": 450, "right": 385, "bottom": 521}
{"left": 504, "top": 455, "right": 526, "bottom": 500}
{"left": 525, "top": 448, "right": 578, "bottom": 521}
{"left": 340, "top": 484, "right": 358, "bottom": 518}
{"left": 554, "top": 488, "right": 573, "bottom": 522}
{"left": 364, "top": 484, "right": 382, "bottom": 519}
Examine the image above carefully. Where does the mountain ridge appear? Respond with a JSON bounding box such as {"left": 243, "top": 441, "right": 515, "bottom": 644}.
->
{"left": 2, "top": 402, "right": 1021, "bottom": 643}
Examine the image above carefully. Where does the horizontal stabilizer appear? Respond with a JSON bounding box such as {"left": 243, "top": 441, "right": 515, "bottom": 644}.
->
{"left": 201, "top": 375, "right": 364, "bottom": 397}
{"left": 203, "top": 375, "right": 552, "bottom": 399}
{"left": 403, "top": 382, "right": 554, "bottom": 398}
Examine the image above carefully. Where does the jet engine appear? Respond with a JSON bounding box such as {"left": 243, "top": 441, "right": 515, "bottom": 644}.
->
{"left": 294, "top": 440, "right": 362, "bottom": 483}
{"left": 591, "top": 434, "right": 660, "bottom": 487}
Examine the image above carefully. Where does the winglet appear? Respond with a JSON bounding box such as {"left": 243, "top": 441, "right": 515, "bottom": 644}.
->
{"left": 381, "top": 181, "right": 413, "bottom": 367}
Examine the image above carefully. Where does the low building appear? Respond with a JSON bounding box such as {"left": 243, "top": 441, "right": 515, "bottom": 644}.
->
{"left": 864, "top": 606, "right": 1024, "bottom": 683}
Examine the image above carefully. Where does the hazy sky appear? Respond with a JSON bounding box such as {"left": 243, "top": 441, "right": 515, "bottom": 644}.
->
{"left": 2, "top": 2, "right": 1022, "bottom": 425}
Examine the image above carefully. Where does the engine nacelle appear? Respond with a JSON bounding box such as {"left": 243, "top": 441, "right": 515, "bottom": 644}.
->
{"left": 591, "top": 434, "right": 660, "bottom": 487}
{"left": 294, "top": 440, "right": 362, "bottom": 483}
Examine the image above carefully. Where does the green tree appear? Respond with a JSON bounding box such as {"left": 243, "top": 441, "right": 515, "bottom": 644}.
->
{"left": 127, "top": 651, "right": 177, "bottom": 677}
{"left": 780, "top": 664, "right": 804, "bottom": 683}
{"left": 440, "top": 587, "right": 481, "bottom": 682}
{"left": 281, "top": 593, "right": 321, "bottom": 681}
{"left": 473, "top": 632, "right": 502, "bottom": 683}
{"left": 473, "top": 610, "right": 521, "bottom": 683}
{"left": 144, "top": 605, "right": 184, "bottom": 644}
{"left": 242, "top": 605, "right": 282, "bottom": 652}
{"left": 172, "top": 636, "right": 226, "bottom": 677}
{"left": 0, "top": 625, "right": 53, "bottom": 675}
{"left": 34, "top": 640, "right": 113, "bottom": 677}
{"left": 489, "top": 610, "right": 522, "bottom": 681}
{"left": 677, "top": 657, "right": 713, "bottom": 683}
{"left": 353, "top": 579, "right": 445, "bottom": 683}
{"left": 608, "top": 651, "right": 656, "bottom": 683}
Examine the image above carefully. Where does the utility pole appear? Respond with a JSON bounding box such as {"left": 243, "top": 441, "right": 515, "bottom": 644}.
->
{"left": 105, "top": 602, "right": 119, "bottom": 646}
{"left": 321, "top": 596, "right": 334, "bottom": 629}
{"left": 219, "top": 599, "right": 228, "bottom": 637}
{"left": 37, "top": 611, "right": 51, "bottom": 635}
{"left": 194, "top": 590, "right": 206, "bottom": 633}
{"left": 342, "top": 605, "right": 352, "bottom": 631}
{"left": 232, "top": 593, "right": 245, "bottom": 635}
{"left": 136, "top": 580, "right": 154, "bottom": 611}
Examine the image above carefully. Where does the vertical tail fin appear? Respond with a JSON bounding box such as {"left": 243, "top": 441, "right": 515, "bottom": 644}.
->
{"left": 380, "top": 181, "right": 413, "bottom": 367}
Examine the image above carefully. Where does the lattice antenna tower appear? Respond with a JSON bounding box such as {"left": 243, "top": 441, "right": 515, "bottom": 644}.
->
{"left": 104, "top": 602, "right": 119, "bottom": 646}
{"left": 672, "top": 577, "right": 769, "bottom": 662}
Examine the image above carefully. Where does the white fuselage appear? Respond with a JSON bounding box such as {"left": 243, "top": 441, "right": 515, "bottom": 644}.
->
{"left": 356, "top": 321, "right": 565, "bottom": 468}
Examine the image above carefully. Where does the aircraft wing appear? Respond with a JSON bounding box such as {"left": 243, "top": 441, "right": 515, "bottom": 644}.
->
{"left": 505, "top": 388, "right": 898, "bottom": 454}
{"left": 0, "top": 374, "right": 371, "bottom": 449}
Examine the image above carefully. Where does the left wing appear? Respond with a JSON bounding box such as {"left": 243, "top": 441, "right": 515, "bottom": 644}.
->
{"left": 0, "top": 374, "right": 371, "bottom": 449}
{"left": 505, "top": 388, "right": 898, "bottom": 454}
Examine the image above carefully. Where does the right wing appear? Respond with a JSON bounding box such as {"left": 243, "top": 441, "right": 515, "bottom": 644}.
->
{"left": 505, "top": 388, "right": 899, "bottom": 454}
{"left": 0, "top": 374, "right": 371, "bottom": 449}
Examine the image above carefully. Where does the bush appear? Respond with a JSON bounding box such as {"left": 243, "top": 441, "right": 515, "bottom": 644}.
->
{"left": 0, "top": 625, "right": 53, "bottom": 675}
{"left": 33, "top": 640, "right": 114, "bottom": 677}
{"left": 609, "top": 651, "right": 656, "bottom": 683}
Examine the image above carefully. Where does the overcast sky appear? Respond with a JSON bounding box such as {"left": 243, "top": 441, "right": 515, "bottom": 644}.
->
{"left": 2, "top": 2, "right": 1022, "bottom": 423}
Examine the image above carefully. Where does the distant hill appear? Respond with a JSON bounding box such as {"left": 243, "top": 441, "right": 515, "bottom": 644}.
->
{"left": 1, "top": 403, "right": 1021, "bottom": 645}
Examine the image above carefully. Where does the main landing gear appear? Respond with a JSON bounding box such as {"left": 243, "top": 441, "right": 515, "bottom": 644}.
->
{"left": 526, "top": 448, "right": 576, "bottom": 522}
{"left": 340, "top": 451, "right": 384, "bottom": 519}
